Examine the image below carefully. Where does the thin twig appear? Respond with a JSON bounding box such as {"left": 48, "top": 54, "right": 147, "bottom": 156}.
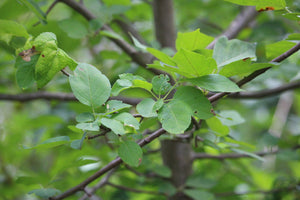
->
{"left": 228, "top": 80, "right": 300, "bottom": 99}
{"left": 79, "top": 168, "right": 116, "bottom": 200}
{"left": 49, "top": 128, "right": 166, "bottom": 200}
{"left": 33, "top": 0, "right": 59, "bottom": 26}
{"left": 208, "top": 42, "right": 300, "bottom": 103}
{"left": 60, "top": 68, "right": 70, "bottom": 77}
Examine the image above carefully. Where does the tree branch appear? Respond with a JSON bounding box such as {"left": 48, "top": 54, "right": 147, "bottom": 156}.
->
{"left": 228, "top": 80, "right": 300, "bottom": 99}
{"left": 208, "top": 42, "right": 300, "bottom": 103}
{"left": 49, "top": 128, "right": 166, "bottom": 200}
{"left": 57, "top": 0, "right": 160, "bottom": 74}
{"left": 207, "top": 6, "right": 258, "bottom": 49}
{"left": 0, "top": 92, "right": 141, "bottom": 105}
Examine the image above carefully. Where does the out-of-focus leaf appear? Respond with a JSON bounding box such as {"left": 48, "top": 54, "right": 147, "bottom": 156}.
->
{"left": 58, "top": 19, "right": 88, "bottom": 39}
{"left": 184, "top": 189, "right": 215, "bottom": 200}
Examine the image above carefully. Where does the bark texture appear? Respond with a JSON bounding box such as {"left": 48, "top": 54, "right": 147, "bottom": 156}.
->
{"left": 152, "top": 1, "right": 193, "bottom": 199}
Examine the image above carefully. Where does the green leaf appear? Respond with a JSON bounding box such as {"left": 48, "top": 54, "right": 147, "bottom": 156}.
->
{"left": 158, "top": 100, "right": 192, "bottom": 134}
{"left": 231, "top": 148, "right": 265, "bottom": 161}
{"left": 70, "top": 132, "right": 87, "bottom": 150}
{"left": 213, "top": 36, "right": 256, "bottom": 67}
{"left": 187, "top": 74, "right": 243, "bottom": 92}
{"left": 206, "top": 116, "right": 230, "bottom": 136}
{"left": 69, "top": 63, "right": 111, "bottom": 109}
{"left": 173, "top": 86, "right": 214, "bottom": 119}
{"left": 100, "top": 30, "right": 124, "bottom": 40}
{"left": 219, "top": 59, "right": 272, "bottom": 77}
{"left": 147, "top": 47, "right": 177, "bottom": 66}
{"left": 76, "top": 121, "right": 99, "bottom": 131}
{"left": 36, "top": 46, "right": 77, "bottom": 88}
{"left": 101, "top": 117, "right": 125, "bottom": 135}
{"left": 176, "top": 29, "right": 214, "bottom": 51}
{"left": 0, "top": 19, "right": 29, "bottom": 40}
{"left": 217, "top": 110, "right": 245, "bottom": 126}
{"left": 114, "top": 113, "right": 140, "bottom": 130}
{"left": 184, "top": 189, "right": 215, "bottom": 200}
{"left": 33, "top": 32, "right": 57, "bottom": 51}
{"left": 111, "top": 73, "right": 152, "bottom": 96}
{"left": 19, "top": 0, "right": 46, "bottom": 24}
{"left": 265, "top": 41, "right": 296, "bottom": 60}
{"left": 28, "top": 188, "right": 61, "bottom": 199}
{"left": 224, "top": 137, "right": 255, "bottom": 149}
{"left": 152, "top": 165, "right": 171, "bottom": 178}
{"left": 106, "top": 100, "right": 131, "bottom": 114}
{"left": 152, "top": 75, "right": 172, "bottom": 96}
{"left": 118, "top": 141, "right": 143, "bottom": 167}
{"left": 136, "top": 98, "right": 158, "bottom": 117}
{"left": 173, "top": 48, "right": 217, "bottom": 77}
{"left": 148, "top": 61, "right": 185, "bottom": 77}
{"left": 24, "top": 136, "right": 70, "bottom": 150}
{"left": 186, "top": 175, "right": 217, "bottom": 189}
{"left": 15, "top": 55, "right": 39, "bottom": 89}
{"left": 58, "top": 19, "right": 88, "bottom": 39}
{"left": 76, "top": 112, "right": 95, "bottom": 123}
{"left": 224, "top": 0, "right": 286, "bottom": 10}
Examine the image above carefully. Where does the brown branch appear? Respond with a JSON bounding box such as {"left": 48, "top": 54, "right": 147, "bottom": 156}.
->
{"left": 228, "top": 80, "right": 300, "bottom": 99}
{"left": 208, "top": 42, "right": 300, "bottom": 103}
{"left": 57, "top": 0, "right": 160, "bottom": 74}
{"left": 33, "top": 0, "right": 59, "bottom": 26}
{"left": 207, "top": 6, "right": 258, "bottom": 49}
{"left": 79, "top": 168, "right": 117, "bottom": 200}
{"left": 106, "top": 182, "right": 167, "bottom": 196}
{"left": 49, "top": 128, "right": 166, "bottom": 200}
{"left": 152, "top": 0, "right": 176, "bottom": 49}
{"left": 0, "top": 92, "right": 142, "bottom": 105}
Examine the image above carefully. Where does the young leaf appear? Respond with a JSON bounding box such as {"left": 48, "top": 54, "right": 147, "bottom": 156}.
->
{"left": 187, "top": 74, "right": 243, "bottom": 92}
{"left": 173, "top": 86, "right": 213, "bottom": 119}
{"left": 217, "top": 110, "right": 245, "bottom": 126}
{"left": 36, "top": 47, "right": 77, "bottom": 88}
{"left": 114, "top": 113, "right": 140, "bottom": 130}
{"left": 265, "top": 40, "right": 296, "bottom": 60}
{"left": 173, "top": 48, "right": 217, "bottom": 77}
{"left": 206, "top": 116, "right": 230, "bottom": 136}
{"left": 224, "top": 0, "right": 286, "bottom": 10}
{"left": 58, "top": 19, "right": 88, "bottom": 39}
{"left": 118, "top": 141, "right": 143, "bottom": 167}
{"left": 101, "top": 117, "right": 125, "bottom": 135}
{"left": 28, "top": 188, "right": 61, "bottom": 199}
{"left": 147, "top": 47, "right": 177, "bottom": 66}
{"left": 231, "top": 148, "right": 265, "bottom": 161}
{"left": 15, "top": 55, "right": 39, "bottom": 89}
{"left": 158, "top": 100, "right": 192, "bottom": 134}
{"left": 0, "top": 19, "right": 29, "bottom": 39}
{"left": 136, "top": 98, "right": 158, "bottom": 117}
{"left": 69, "top": 63, "right": 111, "bottom": 109}
{"left": 18, "top": 0, "right": 46, "bottom": 24}
{"left": 218, "top": 59, "right": 272, "bottom": 77}
{"left": 111, "top": 73, "right": 152, "bottom": 96}
{"left": 152, "top": 75, "right": 172, "bottom": 96}
{"left": 76, "top": 112, "right": 95, "bottom": 123}
{"left": 184, "top": 189, "right": 215, "bottom": 200}
{"left": 76, "top": 121, "right": 99, "bottom": 131}
{"left": 176, "top": 29, "right": 214, "bottom": 51}
{"left": 70, "top": 132, "right": 87, "bottom": 150}
{"left": 33, "top": 32, "right": 57, "bottom": 51}
{"left": 24, "top": 136, "right": 70, "bottom": 150}
{"left": 106, "top": 100, "right": 131, "bottom": 114}
{"left": 213, "top": 36, "right": 256, "bottom": 67}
